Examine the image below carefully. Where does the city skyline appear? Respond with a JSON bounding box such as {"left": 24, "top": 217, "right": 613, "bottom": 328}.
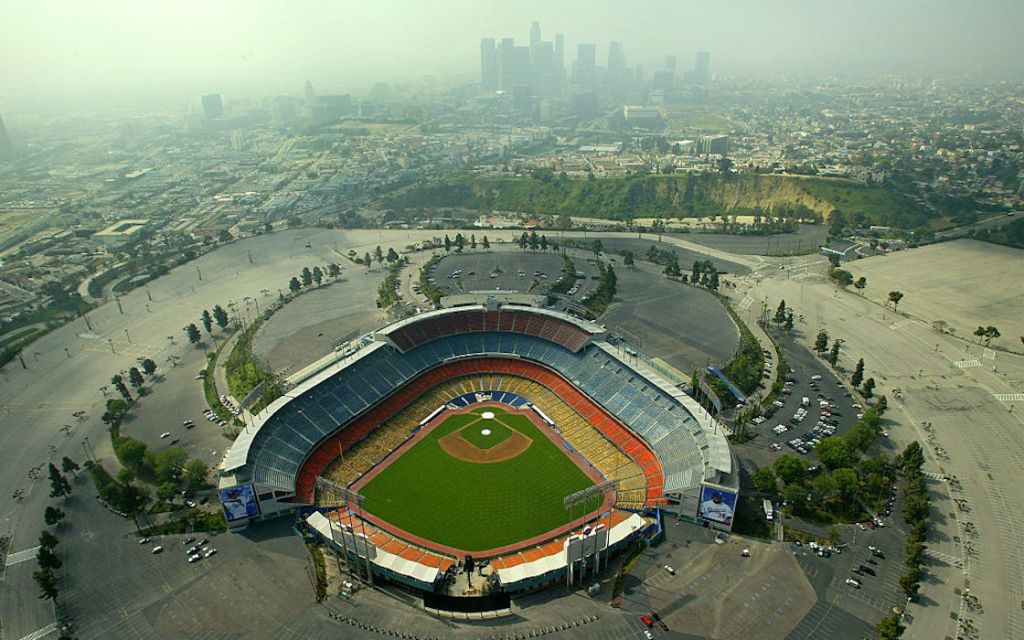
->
{"left": 1, "top": 0, "right": 1021, "bottom": 109}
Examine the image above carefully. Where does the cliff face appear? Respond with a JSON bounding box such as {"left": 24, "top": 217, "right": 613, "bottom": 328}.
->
{"left": 386, "top": 174, "right": 914, "bottom": 224}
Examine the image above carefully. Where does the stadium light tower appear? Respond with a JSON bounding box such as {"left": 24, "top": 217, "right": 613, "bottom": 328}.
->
{"left": 315, "top": 476, "right": 374, "bottom": 587}
{"left": 563, "top": 479, "right": 618, "bottom": 586}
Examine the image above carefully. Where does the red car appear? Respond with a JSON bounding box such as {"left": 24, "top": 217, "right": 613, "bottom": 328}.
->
{"left": 640, "top": 614, "right": 654, "bottom": 628}
{"left": 866, "top": 521, "right": 877, "bottom": 529}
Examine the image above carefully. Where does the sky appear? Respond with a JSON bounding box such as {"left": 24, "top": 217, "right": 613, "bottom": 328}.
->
{"left": 1, "top": 0, "right": 1021, "bottom": 105}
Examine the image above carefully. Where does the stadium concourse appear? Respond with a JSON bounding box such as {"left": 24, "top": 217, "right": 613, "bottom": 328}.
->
{"left": 218, "top": 299, "right": 734, "bottom": 604}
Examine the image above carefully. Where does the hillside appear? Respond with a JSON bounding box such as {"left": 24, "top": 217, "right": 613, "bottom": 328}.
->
{"left": 383, "top": 174, "right": 928, "bottom": 228}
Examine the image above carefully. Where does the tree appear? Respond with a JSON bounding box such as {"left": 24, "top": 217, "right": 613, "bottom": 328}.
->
{"left": 113, "top": 437, "right": 148, "bottom": 471}
{"left": 470, "top": 234, "right": 477, "bottom": 250}
{"left": 773, "top": 455, "right": 807, "bottom": 485}
{"left": 140, "top": 358, "right": 157, "bottom": 377}
{"left": 540, "top": 235, "right": 548, "bottom": 251}
{"left": 184, "top": 459, "right": 210, "bottom": 488}
{"left": 851, "top": 358, "right": 865, "bottom": 387}
{"left": 783, "top": 311, "right": 794, "bottom": 332}
{"left": 48, "top": 463, "right": 71, "bottom": 498}
{"left": 623, "top": 251, "right": 635, "bottom": 268}
{"left": 373, "top": 245, "right": 384, "bottom": 265}
{"left": 149, "top": 446, "right": 189, "bottom": 483}
{"left": 811, "top": 472, "right": 836, "bottom": 500}
{"left": 887, "top": 290, "right": 904, "bottom": 311}
{"left": 44, "top": 506, "right": 66, "bottom": 527}
{"left": 386, "top": 248, "right": 400, "bottom": 264}
{"left": 157, "top": 482, "right": 179, "bottom": 503}
{"left": 973, "top": 325, "right": 1001, "bottom": 345}
{"left": 201, "top": 309, "right": 214, "bottom": 334}
{"left": 184, "top": 323, "right": 201, "bottom": 345}
{"left": 717, "top": 157, "right": 734, "bottom": 175}
{"left": 38, "top": 530, "right": 59, "bottom": 550}
{"left": 36, "top": 545, "right": 62, "bottom": 570}
{"left": 212, "top": 304, "right": 229, "bottom": 329}
{"left": 876, "top": 613, "right": 905, "bottom": 640}
{"left": 312, "top": 265, "right": 323, "bottom": 285}
{"left": 556, "top": 212, "right": 572, "bottom": 230}
{"left": 444, "top": 235, "right": 452, "bottom": 253}
{"left": 60, "top": 456, "right": 79, "bottom": 475}
{"left": 117, "top": 467, "right": 136, "bottom": 487}
{"left": 288, "top": 276, "right": 301, "bottom": 293}
{"left": 899, "top": 568, "right": 921, "bottom": 598}
{"left": 111, "top": 374, "right": 132, "bottom": 403}
{"left": 828, "top": 267, "right": 853, "bottom": 287}
{"left": 752, "top": 467, "right": 777, "bottom": 494}
{"left": 101, "top": 398, "right": 130, "bottom": 425}
{"left": 773, "top": 300, "right": 788, "bottom": 326}
{"left": 816, "top": 436, "right": 854, "bottom": 469}
{"left": 455, "top": 234, "right": 465, "bottom": 252}
{"left": 782, "top": 483, "right": 809, "bottom": 507}
{"left": 875, "top": 395, "right": 888, "bottom": 415}
{"left": 827, "top": 339, "right": 841, "bottom": 366}
{"left": 814, "top": 329, "right": 829, "bottom": 353}
{"left": 862, "top": 377, "right": 876, "bottom": 398}
{"left": 854, "top": 276, "right": 867, "bottom": 294}
{"left": 481, "top": 236, "right": 490, "bottom": 250}
{"left": 327, "top": 263, "right": 341, "bottom": 278}
{"left": 33, "top": 568, "right": 59, "bottom": 603}
{"left": 363, "top": 252, "right": 371, "bottom": 267}
{"left": 301, "top": 267, "right": 313, "bottom": 287}
{"left": 831, "top": 468, "right": 860, "bottom": 499}
{"left": 128, "top": 367, "right": 144, "bottom": 390}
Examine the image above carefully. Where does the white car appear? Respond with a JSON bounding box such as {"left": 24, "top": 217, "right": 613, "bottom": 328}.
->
{"left": 160, "top": 432, "right": 171, "bottom": 439}
{"left": 203, "top": 547, "right": 217, "bottom": 558}
{"left": 188, "top": 554, "right": 202, "bottom": 563}
{"left": 151, "top": 545, "right": 163, "bottom": 554}
{"left": 138, "top": 537, "right": 150, "bottom": 544}
{"left": 845, "top": 578, "right": 861, "bottom": 588}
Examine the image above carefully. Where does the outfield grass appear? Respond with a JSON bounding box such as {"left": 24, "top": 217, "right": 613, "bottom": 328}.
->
{"left": 360, "top": 407, "right": 600, "bottom": 552}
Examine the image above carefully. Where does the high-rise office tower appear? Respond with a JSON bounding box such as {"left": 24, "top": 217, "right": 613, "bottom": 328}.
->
{"left": 573, "top": 44, "right": 598, "bottom": 89}
{"left": 608, "top": 42, "right": 626, "bottom": 72}
{"left": 480, "top": 38, "right": 498, "bottom": 91}
{"left": 499, "top": 38, "right": 516, "bottom": 90}
{"left": 0, "top": 114, "right": 12, "bottom": 160}
{"left": 607, "top": 41, "right": 629, "bottom": 92}
{"left": 694, "top": 51, "right": 710, "bottom": 83}
{"left": 665, "top": 55, "right": 677, "bottom": 72}
{"left": 530, "top": 22, "right": 541, "bottom": 48}
{"left": 554, "top": 33, "right": 566, "bottom": 94}
{"left": 202, "top": 93, "right": 224, "bottom": 119}
{"left": 304, "top": 81, "right": 317, "bottom": 106}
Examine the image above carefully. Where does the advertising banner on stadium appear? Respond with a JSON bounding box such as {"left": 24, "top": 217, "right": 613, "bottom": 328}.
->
{"left": 219, "top": 483, "right": 261, "bottom": 522}
{"left": 697, "top": 483, "right": 737, "bottom": 527}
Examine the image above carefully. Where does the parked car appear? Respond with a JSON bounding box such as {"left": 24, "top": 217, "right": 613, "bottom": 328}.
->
{"left": 151, "top": 545, "right": 163, "bottom": 554}
{"left": 138, "top": 537, "right": 150, "bottom": 544}
{"left": 640, "top": 614, "right": 653, "bottom": 628}
{"left": 845, "top": 578, "right": 860, "bottom": 588}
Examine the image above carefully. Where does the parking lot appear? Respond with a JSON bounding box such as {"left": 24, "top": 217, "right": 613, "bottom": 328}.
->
{"left": 741, "top": 332, "right": 868, "bottom": 469}
{"left": 429, "top": 251, "right": 594, "bottom": 299}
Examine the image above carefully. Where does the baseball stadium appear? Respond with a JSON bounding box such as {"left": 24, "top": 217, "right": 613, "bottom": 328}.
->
{"left": 219, "top": 300, "right": 733, "bottom": 610}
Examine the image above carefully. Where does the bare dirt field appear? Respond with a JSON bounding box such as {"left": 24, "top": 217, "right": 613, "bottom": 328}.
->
{"left": 848, "top": 239, "right": 1024, "bottom": 353}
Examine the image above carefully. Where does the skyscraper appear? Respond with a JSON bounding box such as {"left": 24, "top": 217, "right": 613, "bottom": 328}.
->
{"left": 202, "top": 93, "right": 224, "bottom": 119}
{"left": 530, "top": 22, "right": 541, "bottom": 48}
{"left": 664, "top": 56, "right": 677, "bottom": 72}
{"left": 608, "top": 42, "right": 626, "bottom": 72}
{"left": 694, "top": 51, "right": 710, "bottom": 83}
{"left": 480, "top": 38, "right": 498, "bottom": 91}
{"left": 499, "top": 38, "right": 516, "bottom": 90}
{"left": 573, "top": 43, "right": 597, "bottom": 88}
{"left": 0, "top": 114, "right": 12, "bottom": 160}
{"left": 304, "top": 81, "right": 317, "bottom": 106}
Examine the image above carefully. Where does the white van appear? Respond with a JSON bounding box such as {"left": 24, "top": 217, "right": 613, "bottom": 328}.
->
{"left": 811, "top": 374, "right": 822, "bottom": 381}
{"left": 801, "top": 396, "right": 810, "bottom": 406}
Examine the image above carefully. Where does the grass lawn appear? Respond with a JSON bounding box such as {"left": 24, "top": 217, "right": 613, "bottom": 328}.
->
{"left": 360, "top": 407, "right": 599, "bottom": 551}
